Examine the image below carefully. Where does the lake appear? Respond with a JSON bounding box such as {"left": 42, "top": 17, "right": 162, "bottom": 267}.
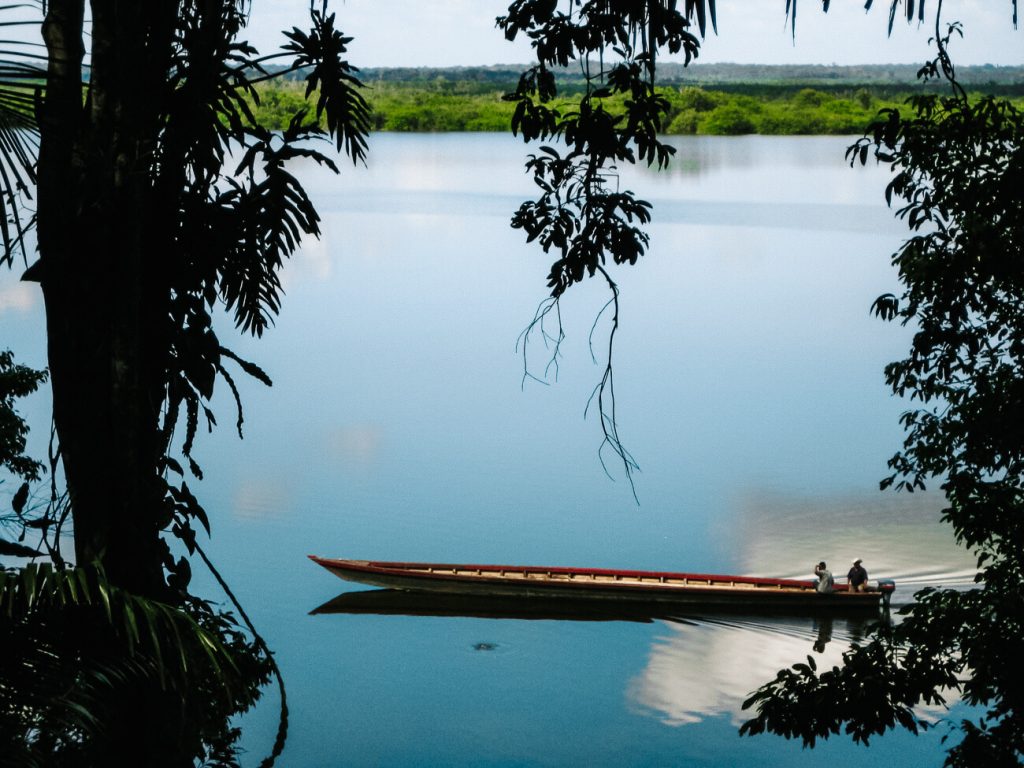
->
{"left": 0, "top": 133, "right": 977, "bottom": 766}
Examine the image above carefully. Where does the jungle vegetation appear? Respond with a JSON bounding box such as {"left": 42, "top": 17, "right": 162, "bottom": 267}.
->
{"left": 249, "top": 63, "right": 1024, "bottom": 135}
{"left": 1, "top": 1, "right": 369, "bottom": 764}
{"left": 1, "top": 0, "right": 1022, "bottom": 766}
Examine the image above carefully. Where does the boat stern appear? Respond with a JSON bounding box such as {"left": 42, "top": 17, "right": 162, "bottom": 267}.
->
{"left": 877, "top": 578, "right": 896, "bottom": 607}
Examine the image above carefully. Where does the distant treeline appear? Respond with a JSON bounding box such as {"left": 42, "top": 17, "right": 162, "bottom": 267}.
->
{"left": 355, "top": 62, "right": 1024, "bottom": 92}
{"left": 254, "top": 63, "right": 1024, "bottom": 136}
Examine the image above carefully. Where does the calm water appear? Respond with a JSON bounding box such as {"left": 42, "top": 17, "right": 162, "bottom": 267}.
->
{"left": 1, "top": 134, "right": 977, "bottom": 766}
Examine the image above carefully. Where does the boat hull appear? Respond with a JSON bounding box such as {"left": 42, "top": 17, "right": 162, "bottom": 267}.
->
{"left": 309, "top": 556, "right": 892, "bottom": 611}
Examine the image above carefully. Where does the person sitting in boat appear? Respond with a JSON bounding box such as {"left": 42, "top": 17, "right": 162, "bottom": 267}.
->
{"left": 814, "top": 561, "right": 834, "bottom": 594}
{"left": 848, "top": 559, "right": 869, "bottom": 592}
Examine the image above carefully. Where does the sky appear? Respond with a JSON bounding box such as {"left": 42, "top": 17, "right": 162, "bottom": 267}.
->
{"left": 244, "top": 0, "right": 1023, "bottom": 68}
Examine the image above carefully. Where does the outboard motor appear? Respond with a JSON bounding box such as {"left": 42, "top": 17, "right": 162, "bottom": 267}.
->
{"left": 877, "top": 578, "right": 896, "bottom": 608}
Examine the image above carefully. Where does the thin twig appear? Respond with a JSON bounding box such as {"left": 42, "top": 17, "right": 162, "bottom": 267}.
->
{"left": 195, "top": 542, "right": 288, "bottom": 768}
{"left": 517, "top": 296, "right": 565, "bottom": 387}
{"left": 583, "top": 266, "right": 640, "bottom": 503}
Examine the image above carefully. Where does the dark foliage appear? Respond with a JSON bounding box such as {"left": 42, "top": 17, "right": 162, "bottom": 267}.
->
{"left": 0, "top": 350, "right": 47, "bottom": 560}
{"left": 498, "top": 1, "right": 718, "bottom": 497}
{"left": 0, "top": 350, "right": 45, "bottom": 484}
{"left": 0, "top": 4, "right": 38, "bottom": 268}
{"left": 741, "top": 21, "right": 1024, "bottom": 768}
{"left": 0, "top": 0, "right": 369, "bottom": 764}
{"left": 0, "top": 564, "right": 273, "bottom": 768}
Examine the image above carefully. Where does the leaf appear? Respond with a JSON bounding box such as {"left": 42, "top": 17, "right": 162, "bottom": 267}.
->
{"left": 96, "top": 578, "right": 112, "bottom": 621}
{"left": 122, "top": 599, "right": 140, "bottom": 653}
{"left": 22, "top": 561, "right": 36, "bottom": 608}
{"left": 162, "top": 457, "right": 185, "bottom": 476}
{"left": 219, "top": 346, "right": 272, "bottom": 387}
{"left": 11, "top": 480, "right": 29, "bottom": 513}
{"left": 142, "top": 601, "right": 167, "bottom": 689}
{"left": 0, "top": 536, "right": 40, "bottom": 558}
{"left": 281, "top": 9, "right": 370, "bottom": 163}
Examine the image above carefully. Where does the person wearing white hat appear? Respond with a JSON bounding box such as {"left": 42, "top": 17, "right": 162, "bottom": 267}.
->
{"left": 848, "top": 558, "right": 868, "bottom": 592}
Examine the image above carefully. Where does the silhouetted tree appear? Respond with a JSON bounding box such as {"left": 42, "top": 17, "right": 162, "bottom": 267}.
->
{"left": 741, "top": 14, "right": 1024, "bottom": 768}
{"left": 1, "top": 0, "right": 368, "bottom": 763}
{"left": 28, "top": 0, "right": 368, "bottom": 599}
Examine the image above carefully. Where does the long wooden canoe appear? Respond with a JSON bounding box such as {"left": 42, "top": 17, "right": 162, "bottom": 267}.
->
{"left": 308, "top": 556, "right": 895, "bottom": 610}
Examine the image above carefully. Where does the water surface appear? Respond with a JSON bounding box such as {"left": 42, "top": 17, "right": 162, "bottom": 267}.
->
{"left": 0, "top": 133, "right": 976, "bottom": 766}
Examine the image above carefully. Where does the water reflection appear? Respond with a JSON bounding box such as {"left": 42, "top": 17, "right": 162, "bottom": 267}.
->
{"left": 311, "top": 589, "right": 659, "bottom": 622}
{"left": 644, "top": 135, "right": 869, "bottom": 180}
{"left": 627, "top": 613, "right": 876, "bottom": 726}
{"left": 312, "top": 589, "right": 888, "bottom": 623}
{"left": 312, "top": 589, "right": 893, "bottom": 729}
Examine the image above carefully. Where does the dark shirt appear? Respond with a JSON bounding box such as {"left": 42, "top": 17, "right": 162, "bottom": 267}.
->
{"left": 848, "top": 564, "right": 868, "bottom": 586}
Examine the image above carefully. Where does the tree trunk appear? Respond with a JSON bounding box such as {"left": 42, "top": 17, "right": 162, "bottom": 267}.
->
{"left": 38, "top": 0, "right": 172, "bottom": 597}
{"left": 37, "top": 3, "right": 194, "bottom": 764}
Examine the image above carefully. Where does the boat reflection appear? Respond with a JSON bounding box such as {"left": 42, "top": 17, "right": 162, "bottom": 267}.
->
{"left": 312, "top": 589, "right": 659, "bottom": 622}
{"left": 311, "top": 588, "right": 889, "bottom": 624}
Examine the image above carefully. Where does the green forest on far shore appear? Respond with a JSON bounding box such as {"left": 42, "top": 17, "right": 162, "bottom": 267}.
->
{"left": 252, "top": 64, "right": 1024, "bottom": 136}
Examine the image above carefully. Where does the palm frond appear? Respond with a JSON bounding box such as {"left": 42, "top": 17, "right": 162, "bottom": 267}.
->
{"left": 1, "top": 562, "right": 271, "bottom": 764}
{"left": 0, "top": 3, "right": 44, "bottom": 267}
{"left": 0, "top": 563, "right": 240, "bottom": 692}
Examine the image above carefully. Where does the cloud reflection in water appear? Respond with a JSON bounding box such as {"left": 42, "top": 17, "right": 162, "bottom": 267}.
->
{"left": 628, "top": 614, "right": 861, "bottom": 726}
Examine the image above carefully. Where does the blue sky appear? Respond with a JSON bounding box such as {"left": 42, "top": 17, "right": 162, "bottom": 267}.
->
{"left": 244, "top": 1, "right": 1022, "bottom": 67}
